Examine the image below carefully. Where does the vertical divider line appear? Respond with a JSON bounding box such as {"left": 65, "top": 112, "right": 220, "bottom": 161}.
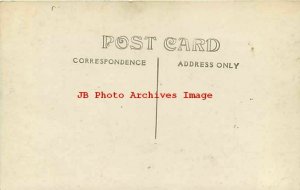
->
{"left": 155, "top": 57, "right": 159, "bottom": 139}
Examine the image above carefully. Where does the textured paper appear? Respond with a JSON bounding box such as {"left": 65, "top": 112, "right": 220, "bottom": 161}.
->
{"left": 1, "top": 2, "right": 300, "bottom": 190}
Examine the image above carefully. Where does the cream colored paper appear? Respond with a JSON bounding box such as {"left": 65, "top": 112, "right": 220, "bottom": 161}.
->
{"left": 1, "top": 2, "right": 300, "bottom": 190}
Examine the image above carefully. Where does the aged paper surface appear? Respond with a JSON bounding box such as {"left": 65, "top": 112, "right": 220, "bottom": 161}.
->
{"left": 0, "top": 2, "right": 300, "bottom": 190}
